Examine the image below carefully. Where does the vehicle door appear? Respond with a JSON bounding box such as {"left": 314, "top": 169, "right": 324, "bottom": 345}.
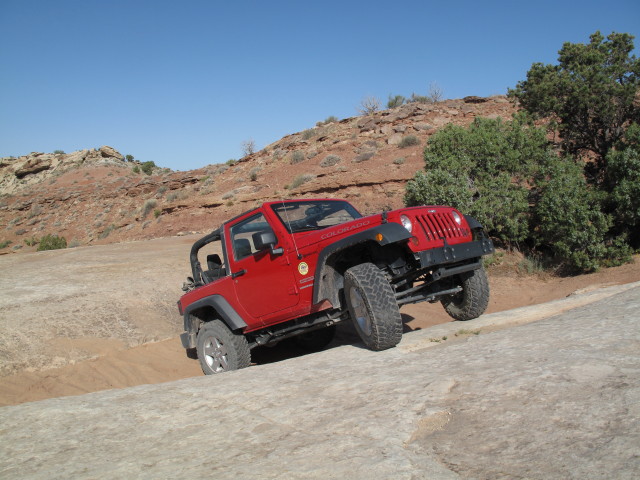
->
{"left": 226, "top": 212, "right": 298, "bottom": 320}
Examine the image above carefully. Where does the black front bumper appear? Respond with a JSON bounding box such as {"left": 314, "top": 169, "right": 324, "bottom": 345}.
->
{"left": 416, "top": 238, "right": 494, "bottom": 268}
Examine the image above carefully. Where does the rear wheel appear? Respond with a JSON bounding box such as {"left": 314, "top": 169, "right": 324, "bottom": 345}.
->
{"left": 441, "top": 267, "right": 490, "bottom": 321}
{"left": 344, "top": 263, "right": 402, "bottom": 351}
{"left": 196, "top": 320, "right": 251, "bottom": 375}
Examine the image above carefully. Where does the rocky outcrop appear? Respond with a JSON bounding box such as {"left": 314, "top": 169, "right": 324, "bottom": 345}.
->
{"left": 1, "top": 97, "right": 516, "bottom": 252}
{"left": 0, "top": 146, "right": 126, "bottom": 194}
{"left": 14, "top": 155, "right": 53, "bottom": 179}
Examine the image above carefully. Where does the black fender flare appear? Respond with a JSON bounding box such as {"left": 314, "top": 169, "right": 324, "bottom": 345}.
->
{"left": 312, "top": 223, "right": 411, "bottom": 306}
{"left": 182, "top": 294, "right": 247, "bottom": 334}
{"left": 464, "top": 215, "right": 483, "bottom": 231}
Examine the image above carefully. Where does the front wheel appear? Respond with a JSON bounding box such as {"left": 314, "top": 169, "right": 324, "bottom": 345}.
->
{"left": 344, "top": 263, "right": 403, "bottom": 351}
{"left": 196, "top": 320, "right": 251, "bottom": 375}
{"left": 441, "top": 267, "right": 490, "bottom": 321}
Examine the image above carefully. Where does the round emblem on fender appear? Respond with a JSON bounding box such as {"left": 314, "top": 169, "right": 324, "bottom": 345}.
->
{"left": 298, "top": 262, "right": 309, "bottom": 275}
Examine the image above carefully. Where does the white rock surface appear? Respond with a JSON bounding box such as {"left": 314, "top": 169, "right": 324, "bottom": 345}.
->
{"left": 0, "top": 284, "right": 639, "bottom": 479}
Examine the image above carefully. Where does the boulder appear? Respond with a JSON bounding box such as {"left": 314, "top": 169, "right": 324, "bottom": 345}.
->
{"left": 98, "top": 146, "right": 124, "bottom": 161}
{"left": 463, "top": 96, "right": 488, "bottom": 104}
{"left": 14, "top": 156, "right": 52, "bottom": 179}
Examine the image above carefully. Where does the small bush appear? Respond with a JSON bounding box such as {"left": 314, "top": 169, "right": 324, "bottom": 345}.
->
{"left": 132, "top": 165, "right": 140, "bottom": 174}
{"left": 398, "top": 135, "right": 420, "bottom": 148}
{"left": 302, "top": 129, "right": 317, "bottom": 140}
{"left": 226, "top": 159, "right": 237, "bottom": 166}
{"left": 409, "top": 93, "right": 430, "bottom": 104}
{"left": 387, "top": 95, "right": 406, "bottom": 108}
{"left": 142, "top": 199, "right": 157, "bottom": 218}
{"left": 317, "top": 116, "right": 338, "bottom": 126}
{"left": 353, "top": 151, "right": 375, "bottom": 163}
{"left": 393, "top": 157, "right": 406, "bottom": 165}
{"left": 357, "top": 96, "right": 381, "bottom": 115}
{"left": 427, "top": 82, "right": 443, "bottom": 103}
{"left": 53, "top": 150, "right": 65, "bottom": 155}
{"left": 125, "top": 154, "right": 134, "bottom": 162}
{"left": 241, "top": 138, "right": 255, "bottom": 156}
{"left": 290, "top": 151, "right": 305, "bottom": 164}
{"left": 24, "top": 236, "right": 39, "bottom": 246}
{"left": 249, "top": 167, "right": 260, "bottom": 181}
{"left": 290, "top": 174, "right": 315, "bottom": 189}
{"left": 0, "top": 240, "right": 11, "bottom": 249}
{"left": 37, "top": 234, "right": 67, "bottom": 251}
{"left": 320, "top": 155, "right": 341, "bottom": 167}
{"left": 140, "top": 161, "right": 156, "bottom": 175}
{"left": 99, "top": 224, "right": 117, "bottom": 239}
{"left": 154, "top": 209, "right": 161, "bottom": 218}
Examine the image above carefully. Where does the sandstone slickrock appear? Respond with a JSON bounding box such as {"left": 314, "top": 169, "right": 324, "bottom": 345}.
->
{"left": 0, "top": 284, "right": 638, "bottom": 479}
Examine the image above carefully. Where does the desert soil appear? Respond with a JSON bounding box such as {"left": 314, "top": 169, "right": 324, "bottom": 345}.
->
{"left": 0, "top": 237, "right": 638, "bottom": 407}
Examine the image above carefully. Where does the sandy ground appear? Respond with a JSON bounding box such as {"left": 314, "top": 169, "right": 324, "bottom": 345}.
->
{"left": 1, "top": 237, "right": 638, "bottom": 407}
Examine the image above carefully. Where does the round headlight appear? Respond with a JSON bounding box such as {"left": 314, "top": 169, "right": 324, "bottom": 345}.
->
{"left": 451, "top": 211, "right": 462, "bottom": 225}
{"left": 400, "top": 215, "right": 413, "bottom": 233}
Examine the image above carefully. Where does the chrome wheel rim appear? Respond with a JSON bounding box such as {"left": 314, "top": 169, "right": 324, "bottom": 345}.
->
{"left": 203, "top": 336, "right": 229, "bottom": 372}
{"left": 349, "top": 287, "right": 372, "bottom": 336}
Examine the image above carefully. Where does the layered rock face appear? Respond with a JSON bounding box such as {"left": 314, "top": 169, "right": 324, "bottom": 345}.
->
{"left": 0, "top": 97, "right": 515, "bottom": 252}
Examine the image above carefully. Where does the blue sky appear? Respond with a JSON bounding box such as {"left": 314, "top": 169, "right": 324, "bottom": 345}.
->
{"left": 1, "top": 0, "right": 639, "bottom": 171}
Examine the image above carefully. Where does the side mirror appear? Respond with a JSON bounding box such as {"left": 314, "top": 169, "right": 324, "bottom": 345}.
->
{"left": 252, "top": 231, "right": 284, "bottom": 256}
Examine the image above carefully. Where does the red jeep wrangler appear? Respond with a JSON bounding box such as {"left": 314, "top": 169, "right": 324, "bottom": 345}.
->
{"left": 178, "top": 199, "right": 494, "bottom": 374}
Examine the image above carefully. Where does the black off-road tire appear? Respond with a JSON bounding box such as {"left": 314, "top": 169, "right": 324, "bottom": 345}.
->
{"left": 441, "top": 267, "right": 490, "bottom": 321}
{"left": 344, "top": 262, "right": 403, "bottom": 351}
{"left": 196, "top": 320, "right": 251, "bottom": 375}
{"left": 294, "top": 325, "right": 336, "bottom": 352}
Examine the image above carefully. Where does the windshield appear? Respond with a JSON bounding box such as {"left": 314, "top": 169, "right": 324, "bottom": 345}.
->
{"left": 271, "top": 200, "right": 362, "bottom": 233}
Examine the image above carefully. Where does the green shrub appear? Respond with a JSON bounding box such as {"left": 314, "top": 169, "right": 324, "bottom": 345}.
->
{"left": 132, "top": 165, "right": 140, "bottom": 174}
{"left": 409, "top": 93, "right": 429, "bottom": 104}
{"left": 405, "top": 114, "right": 634, "bottom": 270}
{"left": 533, "top": 159, "right": 631, "bottom": 271}
{"left": 249, "top": 167, "right": 261, "bottom": 181}
{"left": 53, "top": 150, "right": 65, "bottom": 155}
{"left": 0, "top": 240, "right": 11, "bottom": 249}
{"left": 404, "top": 115, "right": 553, "bottom": 246}
{"left": 393, "top": 157, "right": 405, "bottom": 165}
{"left": 398, "top": 135, "right": 420, "bottom": 148}
{"left": 24, "top": 236, "right": 39, "bottom": 247}
{"left": 140, "top": 161, "right": 156, "bottom": 175}
{"left": 37, "top": 234, "right": 67, "bottom": 251}
{"left": 317, "top": 116, "right": 338, "bottom": 126}
{"left": 154, "top": 209, "right": 161, "bottom": 218}
{"left": 605, "top": 123, "right": 640, "bottom": 246}
{"left": 387, "top": 95, "right": 406, "bottom": 108}
{"left": 125, "top": 154, "right": 134, "bottom": 162}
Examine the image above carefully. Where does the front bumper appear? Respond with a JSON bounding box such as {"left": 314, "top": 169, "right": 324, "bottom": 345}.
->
{"left": 416, "top": 237, "right": 494, "bottom": 268}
